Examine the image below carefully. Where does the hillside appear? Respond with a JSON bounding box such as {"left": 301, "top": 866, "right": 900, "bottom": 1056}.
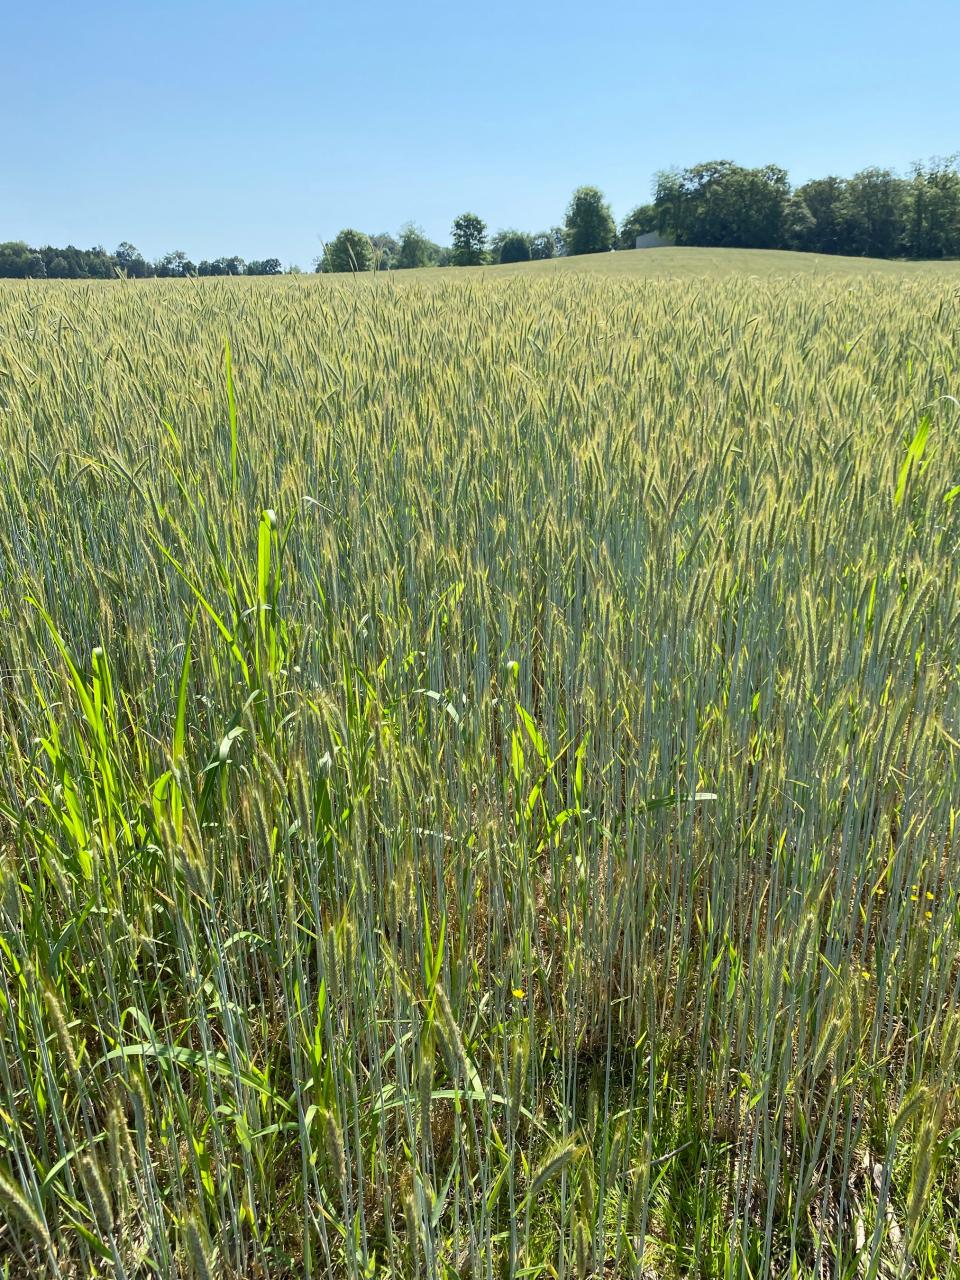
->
{"left": 410, "top": 245, "right": 960, "bottom": 281}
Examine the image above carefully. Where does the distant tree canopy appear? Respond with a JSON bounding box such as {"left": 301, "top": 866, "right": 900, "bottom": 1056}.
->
{"left": 484, "top": 227, "right": 562, "bottom": 263}
{"left": 499, "top": 232, "right": 532, "bottom": 264}
{"left": 654, "top": 162, "right": 790, "bottom": 249}
{"left": 395, "top": 223, "right": 441, "bottom": 269}
{"left": 245, "top": 257, "right": 282, "bottom": 276}
{"left": 785, "top": 178, "right": 849, "bottom": 254}
{"left": 908, "top": 158, "right": 960, "bottom": 258}
{"left": 0, "top": 240, "right": 287, "bottom": 278}
{"left": 316, "top": 229, "right": 374, "bottom": 273}
{"left": 451, "top": 213, "right": 487, "bottom": 266}
{"left": 115, "top": 241, "right": 151, "bottom": 277}
{"left": 564, "top": 186, "right": 616, "bottom": 256}
{"left": 841, "top": 168, "right": 910, "bottom": 258}
{"left": 368, "top": 234, "right": 399, "bottom": 270}
{"left": 4, "top": 155, "right": 960, "bottom": 283}
{"left": 530, "top": 230, "right": 559, "bottom": 260}
{"left": 156, "top": 250, "right": 196, "bottom": 278}
{"left": 648, "top": 157, "right": 960, "bottom": 259}
{"left": 40, "top": 244, "right": 117, "bottom": 278}
{"left": 489, "top": 230, "right": 532, "bottom": 264}
{"left": 618, "top": 204, "right": 658, "bottom": 248}
{"left": 0, "top": 241, "right": 46, "bottom": 278}
{"left": 198, "top": 256, "right": 246, "bottom": 276}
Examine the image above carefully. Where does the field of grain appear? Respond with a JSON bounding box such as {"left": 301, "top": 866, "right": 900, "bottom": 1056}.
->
{"left": 1, "top": 259, "right": 959, "bottom": 1278}
{"left": 433, "top": 244, "right": 960, "bottom": 280}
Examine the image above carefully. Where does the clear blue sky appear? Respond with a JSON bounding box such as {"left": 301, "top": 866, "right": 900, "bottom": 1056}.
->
{"left": 3, "top": 0, "right": 958, "bottom": 267}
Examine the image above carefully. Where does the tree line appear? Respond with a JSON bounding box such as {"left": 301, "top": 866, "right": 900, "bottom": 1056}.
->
{"left": 319, "top": 157, "right": 960, "bottom": 272}
{"left": 313, "top": 219, "right": 570, "bottom": 272}
{"left": 315, "top": 205, "right": 602, "bottom": 273}
{"left": 648, "top": 157, "right": 960, "bottom": 258}
{"left": 0, "top": 241, "right": 286, "bottom": 279}
{"left": 3, "top": 156, "right": 958, "bottom": 279}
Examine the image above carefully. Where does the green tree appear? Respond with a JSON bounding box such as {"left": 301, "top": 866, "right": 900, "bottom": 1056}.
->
{"left": 618, "top": 204, "right": 659, "bottom": 248}
{"left": 368, "top": 233, "right": 399, "bottom": 270}
{"left": 737, "top": 165, "right": 790, "bottom": 247}
{"left": 530, "top": 231, "right": 556, "bottom": 260}
{"left": 654, "top": 162, "right": 788, "bottom": 249}
{"left": 115, "top": 241, "right": 152, "bottom": 278}
{"left": 788, "top": 177, "right": 851, "bottom": 254}
{"left": 843, "top": 168, "right": 909, "bottom": 258}
{"left": 396, "top": 223, "right": 436, "bottom": 269}
{"left": 196, "top": 257, "right": 245, "bottom": 276}
{"left": 156, "top": 250, "right": 196, "bottom": 277}
{"left": 245, "top": 258, "right": 282, "bottom": 275}
{"left": 783, "top": 196, "right": 817, "bottom": 251}
{"left": 490, "top": 230, "right": 532, "bottom": 263}
{"left": 451, "top": 213, "right": 487, "bottom": 266}
{"left": 564, "top": 186, "right": 616, "bottom": 256}
{"left": 0, "top": 241, "right": 45, "bottom": 277}
{"left": 906, "top": 158, "right": 960, "bottom": 258}
{"left": 37, "top": 244, "right": 115, "bottom": 278}
{"left": 318, "top": 229, "right": 374, "bottom": 273}
{"left": 499, "top": 232, "right": 532, "bottom": 263}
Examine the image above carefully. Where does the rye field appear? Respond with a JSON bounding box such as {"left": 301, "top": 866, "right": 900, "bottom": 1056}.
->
{"left": 1, "top": 252, "right": 960, "bottom": 1278}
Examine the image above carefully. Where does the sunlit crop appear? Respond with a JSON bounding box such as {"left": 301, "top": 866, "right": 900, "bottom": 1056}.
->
{"left": 1, "top": 263, "right": 959, "bottom": 1278}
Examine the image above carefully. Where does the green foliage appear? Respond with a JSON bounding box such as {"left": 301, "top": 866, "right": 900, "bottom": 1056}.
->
{"left": 451, "top": 211, "right": 487, "bottom": 265}
{"left": 4, "top": 154, "right": 960, "bottom": 291}
{"left": 564, "top": 184, "right": 616, "bottom": 255}
{"left": 368, "top": 233, "right": 399, "bottom": 270}
{"left": 198, "top": 255, "right": 246, "bottom": 276}
{"left": 317, "top": 229, "right": 374, "bottom": 274}
{"left": 530, "top": 230, "right": 558, "bottom": 259}
{"left": 37, "top": 243, "right": 119, "bottom": 278}
{"left": 245, "top": 257, "right": 282, "bottom": 276}
{"left": 0, "top": 241, "right": 283, "bottom": 280}
{"left": 0, "top": 262, "right": 959, "bottom": 1278}
{"left": 491, "top": 229, "right": 532, "bottom": 263}
{"left": 655, "top": 161, "right": 790, "bottom": 249}
{"left": 395, "top": 222, "right": 438, "bottom": 269}
{"left": 844, "top": 166, "right": 911, "bottom": 257}
{"left": 618, "top": 203, "right": 659, "bottom": 247}
{"left": 156, "top": 249, "right": 197, "bottom": 277}
{"left": 788, "top": 175, "right": 854, "bottom": 253}
{"left": 657, "top": 159, "right": 960, "bottom": 260}
{"left": 0, "top": 240, "right": 45, "bottom": 278}
{"left": 115, "top": 240, "right": 151, "bottom": 278}
{"left": 909, "top": 156, "right": 960, "bottom": 258}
